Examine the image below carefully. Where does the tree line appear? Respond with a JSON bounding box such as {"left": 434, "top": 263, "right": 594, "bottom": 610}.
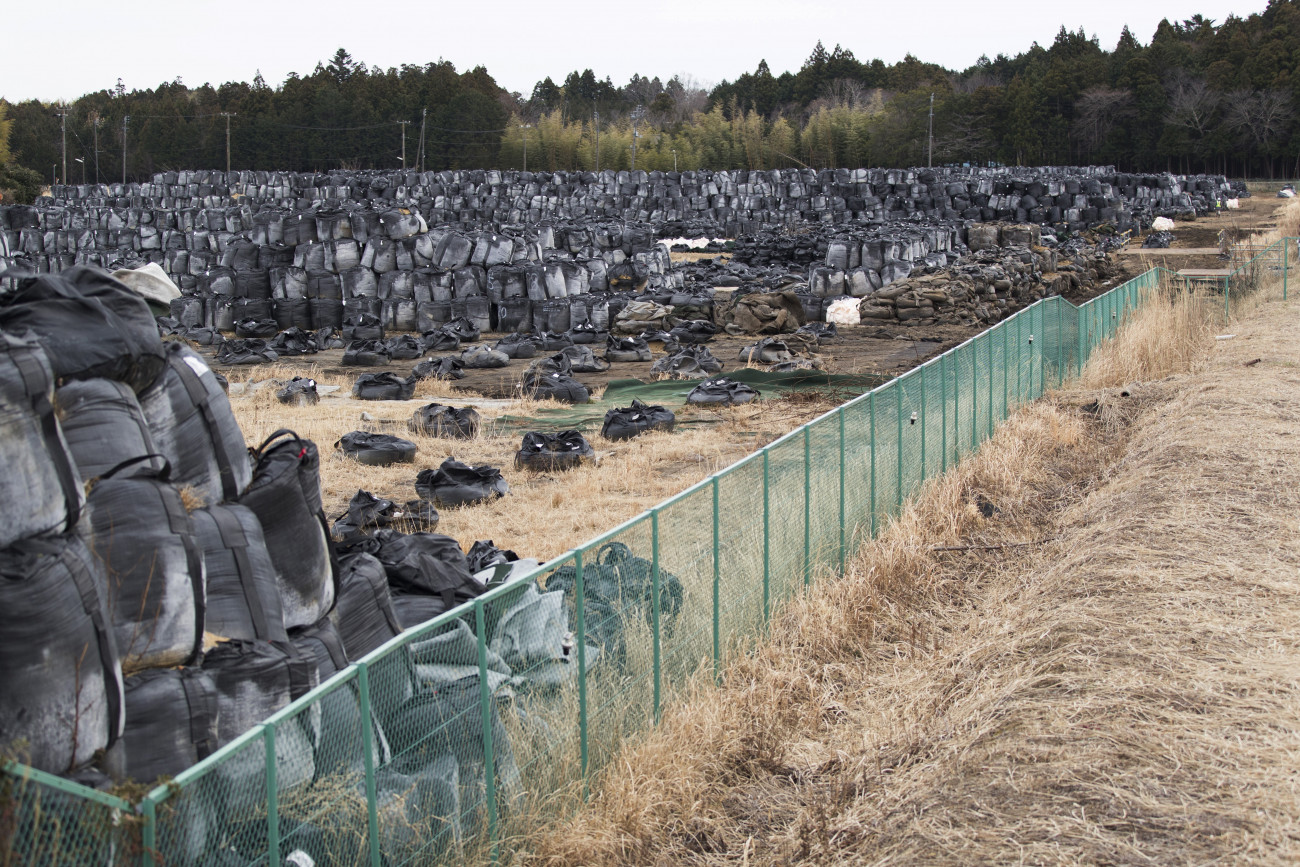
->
{"left": 2, "top": 1, "right": 1299, "bottom": 198}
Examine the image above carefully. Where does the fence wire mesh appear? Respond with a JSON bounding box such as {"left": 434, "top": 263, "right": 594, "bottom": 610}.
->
{"left": 0, "top": 255, "right": 1254, "bottom": 865}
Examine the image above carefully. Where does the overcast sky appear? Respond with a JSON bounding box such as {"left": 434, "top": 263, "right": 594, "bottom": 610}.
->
{"left": 1, "top": 0, "right": 1269, "bottom": 103}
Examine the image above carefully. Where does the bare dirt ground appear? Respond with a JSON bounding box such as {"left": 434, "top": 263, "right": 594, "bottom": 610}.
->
{"left": 526, "top": 204, "right": 1300, "bottom": 865}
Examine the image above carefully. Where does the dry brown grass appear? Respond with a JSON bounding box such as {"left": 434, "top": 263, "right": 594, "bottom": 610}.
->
{"left": 227, "top": 378, "right": 841, "bottom": 560}
{"left": 521, "top": 234, "right": 1300, "bottom": 864}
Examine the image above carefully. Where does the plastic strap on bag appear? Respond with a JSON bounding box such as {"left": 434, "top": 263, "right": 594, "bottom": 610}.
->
{"left": 209, "top": 507, "right": 273, "bottom": 640}
{"left": 170, "top": 351, "right": 243, "bottom": 500}
{"left": 12, "top": 350, "right": 82, "bottom": 532}
{"left": 180, "top": 670, "right": 217, "bottom": 760}
{"left": 66, "top": 540, "right": 124, "bottom": 747}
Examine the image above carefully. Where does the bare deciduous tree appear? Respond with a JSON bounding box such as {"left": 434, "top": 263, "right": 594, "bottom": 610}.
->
{"left": 1071, "top": 86, "right": 1135, "bottom": 159}
{"left": 1164, "top": 70, "right": 1220, "bottom": 139}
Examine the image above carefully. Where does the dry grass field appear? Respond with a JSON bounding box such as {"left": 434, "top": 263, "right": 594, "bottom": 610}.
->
{"left": 519, "top": 206, "right": 1300, "bottom": 865}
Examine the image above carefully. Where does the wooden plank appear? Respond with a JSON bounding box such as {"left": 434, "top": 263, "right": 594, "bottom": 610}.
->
{"left": 1117, "top": 247, "right": 1223, "bottom": 256}
{"left": 1176, "top": 268, "right": 1233, "bottom": 277}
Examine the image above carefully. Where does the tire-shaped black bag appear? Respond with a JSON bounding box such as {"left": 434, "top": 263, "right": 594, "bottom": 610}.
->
{"left": 335, "top": 431, "right": 418, "bottom": 466}
{"left": 353, "top": 372, "right": 417, "bottom": 401}
{"left": 332, "top": 490, "right": 440, "bottom": 540}
{"left": 515, "top": 430, "right": 596, "bottom": 471}
{"left": 87, "top": 456, "right": 206, "bottom": 671}
{"left": 342, "top": 313, "right": 384, "bottom": 342}
{"left": 601, "top": 399, "right": 677, "bottom": 441}
{"left": 558, "top": 345, "right": 610, "bottom": 372}
{"left": 493, "top": 334, "right": 538, "bottom": 359}
{"left": 191, "top": 503, "right": 288, "bottom": 643}
{"left": 268, "top": 327, "right": 319, "bottom": 356}
{"left": 605, "top": 335, "right": 652, "bottom": 363}
{"left": 385, "top": 334, "right": 424, "bottom": 361}
{"left": 0, "top": 333, "right": 85, "bottom": 548}
{"left": 687, "top": 377, "right": 761, "bottom": 406}
{"left": 441, "top": 317, "right": 480, "bottom": 343}
{"left": 342, "top": 339, "right": 391, "bottom": 366}
{"left": 137, "top": 341, "right": 252, "bottom": 505}
{"left": 667, "top": 319, "right": 718, "bottom": 344}
{"left": 116, "top": 667, "right": 218, "bottom": 784}
{"left": 412, "top": 357, "right": 465, "bottom": 381}
{"left": 234, "top": 318, "right": 279, "bottom": 339}
{"left": 277, "top": 376, "right": 319, "bottom": 406}
{"left": 215, "top": 338, "right": 279, "bottom": 365}
{"left": 0, "top": 533, "right": 124, "bottom": 775}
{"left": 235, "top": 429, "right": 337, "bottom": 630}
{"left": 0, "top": 265, "right": 165, "bottom": 393}
{"left": 458, "top": 344, "right": 510, "bottom": 369}
{"left": 55, "top": 377, "right": 165, "bottom": 483}
{"left": 407, "top": 403, "right": 480, "bottom": 439}
{"left": 415, "top": 458, "right": 509, "bottom": 507}
{"left": 650, "top": 345, "right": 723, "bottom": 378}
{"left": 568, "top": 322, "right": 606, "bottom": 344}
{"left": 419, "top": 329, "right": 461, "bottom": 353}
{"left": 520, "top": 371, "right": 590, "bottom": 404}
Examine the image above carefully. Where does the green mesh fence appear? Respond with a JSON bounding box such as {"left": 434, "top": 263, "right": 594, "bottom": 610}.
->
{"left": 3, "top": 248, "right": 1286, "bottom": 865}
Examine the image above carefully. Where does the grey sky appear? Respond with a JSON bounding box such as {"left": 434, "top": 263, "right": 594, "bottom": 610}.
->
{"left": 1, "top": 0, "right": 1267, "bottom": 103}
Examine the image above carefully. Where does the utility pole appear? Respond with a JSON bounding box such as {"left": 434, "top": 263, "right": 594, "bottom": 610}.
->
{"left": 92, "top": 114, "right": 101, "bottom": 184}
{"left": 397, "top": 120, "right": 410, "bottom": 168}
{"left": 520, "top": 123, "right": 531, "bottom": 172}
{"left": 672, "top": 148, "right": 677, "bottom": 172}
{"left": 219, "top": 112, "right": 236, "bottom": 174}
{"left": 75, "top": 157, "right": 85, "bottom": 185}
{"left": 631, "top": 104, "right": 644, "bottom": 171}
{"left": 418, "top": 107, "right": 427, "bottom": 173}
{"left": 927, "top": 93, "right": 934, "bottom": 169}
{"left": 56, "top": 106, "right": 69, "bottom": 188}
{"left": 122, "top": 115, "right": 130, "bottom": 185}
{"left": 594, "top": 109, "right": 600, "bottom": 173}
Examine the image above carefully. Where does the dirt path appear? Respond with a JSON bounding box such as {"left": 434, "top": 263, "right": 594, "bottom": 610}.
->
{"left": 531, "top": 282, "right": 1300, "bottom": 865}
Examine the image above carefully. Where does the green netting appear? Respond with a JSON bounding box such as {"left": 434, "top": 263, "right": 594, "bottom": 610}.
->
{"left": 4, "top": 249, "right": 1283, "bottom": 866}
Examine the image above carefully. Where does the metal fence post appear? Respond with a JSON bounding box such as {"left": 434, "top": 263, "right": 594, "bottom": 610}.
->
{"left": 1224, "top": 275, "right": 1230, "bottom": 322}
{"left": 762, "top": 450, "right": 770, "bottom": 621}
{"left": 357, "top": 664, "right": 382, "bottom": 866}
{"left": 265, "top": 725, "right": 278, "bottom": 867}
{"left": 895, "top": 382, "right": 903, "bottom": 511}
{"left": 971, "top": 341, "right": 978, "bottom": 449}
{"left": 1285, "top": 240, "right": 1290, "bottom": 301}
{"left": 803, "top": 426, "right": 812, "bottom": 586}
{"left": 869, "top": 392, "right": 877, "bottom": 537}
{"left": 141, "top": 794, "right": 157, "bottom": 864}
{"left": 651, "top": 509, "right": 662, "bottom": 723}
{"left": 837, "top": 408, "right": 846, "bottom": 575}
{"left": 475, "top": 601, "right": 499, "bottom": 852}
{"left": 712, "top": 478, "right": 720, "bottom": 682}
{"left": 988, "top": 332, "right": 995, "bottom": 439}
{"left": 919, "top": 365, "right": 927, "bottom": 479}
{"left": 574, "top": 549, "right": 589, "bottom": 785}
{"left": 940, "top": 352, "right": 948, "bottom": 473}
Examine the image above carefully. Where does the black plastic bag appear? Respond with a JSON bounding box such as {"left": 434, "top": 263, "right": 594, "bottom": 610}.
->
{"left": 192, "top": 503, "right": 288, "bottom": 643}
{"left": 407, "top": 403, "right": 480, "bottom": 438}
{"left": 334, "top": 551, "right": 404, "bottom": 659}
{"left": 687, "top": 377, "right": 761, "bottom": 406}
{"left": 269, "top": 327, "right": 319, "bottom": 356}
{"left": 87, "top": 457, "right": 206, "bottom": 671}
{"left": 667, "top": 319, "right": 718, "bottom": 344}
{"left": 441, "top": 316, "right": 480, "bottom": 343}
{"left": 138, "top": 341, "right": 252, "bottom": 504}
{"left": 494, "top": 333, "right": 538, "bottom": 359}
{"left": 515, "top": 430, "right": 596, "bottom": 471}
{"left": 235, "top": 429, "right": 337, "bottom": 630}
{"left": 605, "top": 335, "right": 651, "bottom": 363}
{"left": 413, "top": 356, "right": 465, "bottom": 381}
{"left": 332, "top": 490, "right": 439, "bottom": 540}
{"left": 335, "top": 431, "right": 418, "bottom": 466}
{"left": 0, "top": 532, "right": 123, "bottom": 775}
{"left": 0, "top": 265, "right": 165, "bottom": 393}
{"left": 368, "top": 529, "right": 476, "bottom": 603}
{"left": 277, "top": 376, "right": 319, "bottom": 406}
{"left": 116, "top": 667, "right": 218, "bottom": 784}
{"left": 342, "top": 339, "right": 391, "bottom": 366}
{"left": 520, "top": 371, "right": 590, "bottom": 404}
{"left": 342, "top": 312, "right": 384, "bottom": 342}
{"left": 601, "top": 399, "right": 676, "bottom": 441}
{"left": 315, "top": 326, "right": 347, "bottom": 349}
{"left": 353, "top": 372, "right": 417, "bottom": 401}
{"left": 650, "top": 344, "right": 723, "bottom": 378}
{"left": 415, "top": 458, "right": 509, "bottom": 507}
{"left": 234, "top": 318, "right": 279, "bottom": 339}
{"left": 558, "top": 345, "right": 610, "bottom": 372}
{"left": 466, "top": 539, "right": 520, "bottom": 576}
{"left": 738, "top": 337, "right": 792, "bottom": 364}
{"left": 458, "top": 344, "right": 510, "bottom": 369}
{"left": 385, "top": 334, "right": 424, "bottom": 360}
{"left": 419, "top": 329, "right": 461, "bottom": 353}
{"left": 535, "top": 331, "right": 574, "bottom": 351}
{"left": 215, "top": 338, "right": 279, "bottom": 365}
{"left": 568, "top": 322, "right": 606, "bottom": 344}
